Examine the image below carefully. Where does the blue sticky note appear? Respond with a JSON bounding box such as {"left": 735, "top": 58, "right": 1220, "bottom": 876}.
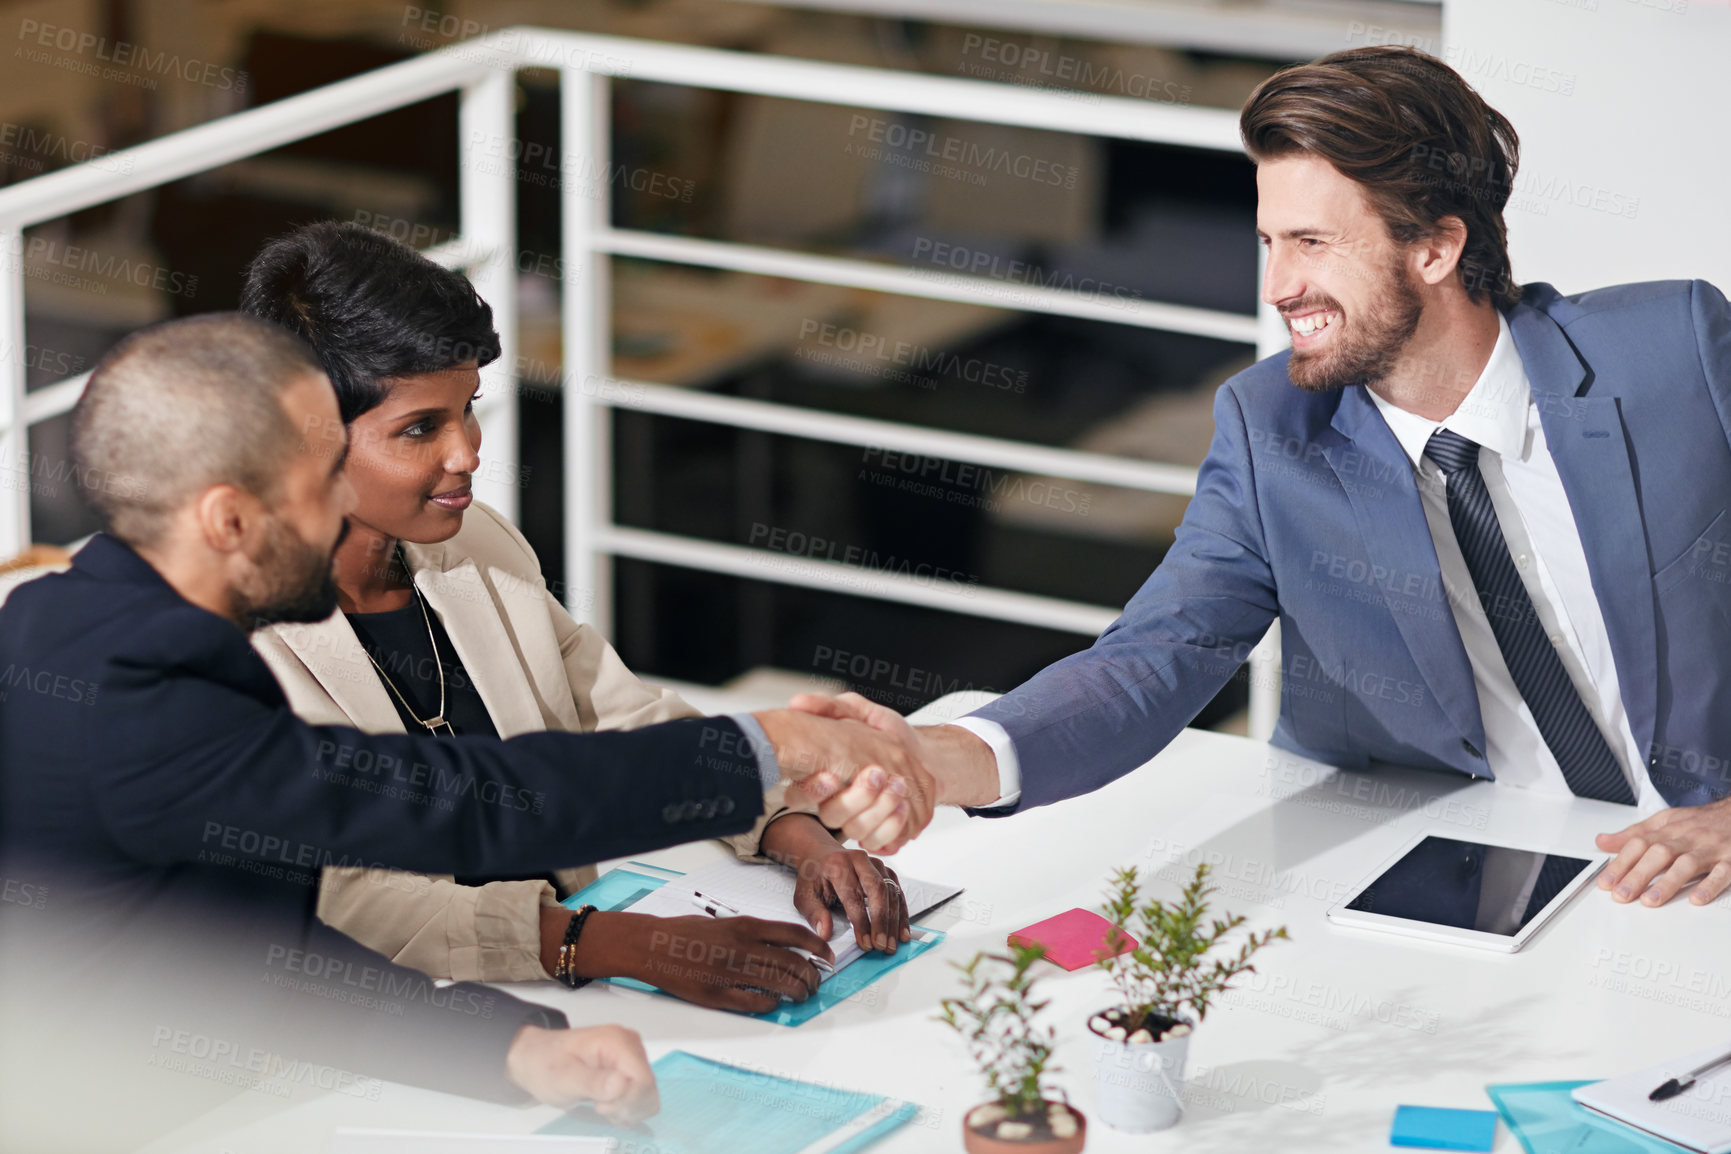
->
{"left": 1392, "top": 1105, "right": 1499, "bottom": 1151}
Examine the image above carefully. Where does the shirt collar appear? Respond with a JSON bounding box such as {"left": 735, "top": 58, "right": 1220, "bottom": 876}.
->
{"left": 1367, "top": 310, "right": 1530, "bottom": 475}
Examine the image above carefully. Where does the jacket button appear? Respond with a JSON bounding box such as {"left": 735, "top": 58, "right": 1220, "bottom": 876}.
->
{"left": 1461, "top": 739, "right": 1482, "bottom": 759}
{"left": 717, "top": 796, "right": 735, "bottom": 817}
{"left": 662, "top": 804, "right": 682, "bottom": 824}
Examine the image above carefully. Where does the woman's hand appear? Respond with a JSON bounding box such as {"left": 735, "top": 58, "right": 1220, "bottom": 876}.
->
{"left": 552, "top": 909, "right": 833, "bottom": 1013}
{"left": 629, "top": 914, "right": 833, "bottom": 1012}
{"left": 762, "top": 814, "right": 911, "bottom": 953}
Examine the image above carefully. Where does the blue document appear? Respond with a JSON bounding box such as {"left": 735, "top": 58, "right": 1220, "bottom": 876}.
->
{"left": 562, "top": 866, "right": 944, "bottom": 1027}
{"left": 1486, "top": 1082, "right": 1691, "bottom": 1153}
{"left": 538, "top": 1050, "right": 917, "bottom": 1153}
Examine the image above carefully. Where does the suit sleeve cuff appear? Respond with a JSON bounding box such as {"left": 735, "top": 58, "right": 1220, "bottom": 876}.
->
{"left": 949, "top": 716, "right": 1021, "bottom": 808}
{"left": 728, "top": 712, "right": 783, "bottom": 793}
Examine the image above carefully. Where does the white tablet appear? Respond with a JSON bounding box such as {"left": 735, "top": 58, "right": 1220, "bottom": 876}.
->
{"left": 1326, "top": 832, "right": 1608, "bottom": 953}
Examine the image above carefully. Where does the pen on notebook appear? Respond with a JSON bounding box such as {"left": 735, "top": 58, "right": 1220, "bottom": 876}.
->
{"left": 1650, "top": 1048, "right": 1731, "bottom": 1101}
{"left": 689, "top": 890, "right": 740, "bottom": 918}
{"left": 687, "top": 891, "right": 835, "bottom": 973}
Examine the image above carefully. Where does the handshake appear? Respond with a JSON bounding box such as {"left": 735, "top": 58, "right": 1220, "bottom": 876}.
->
{"left": 752, "top": 692, "right": 1003, "bottom": 853}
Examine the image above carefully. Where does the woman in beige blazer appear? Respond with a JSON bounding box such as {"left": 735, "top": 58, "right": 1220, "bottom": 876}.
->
{"left": 239, "top": 222, "right": 909, "bottom": 1013}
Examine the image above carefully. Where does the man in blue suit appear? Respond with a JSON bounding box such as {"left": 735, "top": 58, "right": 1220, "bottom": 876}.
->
{"left": 800, "top": 45, "right": 1731, "bottom": 911}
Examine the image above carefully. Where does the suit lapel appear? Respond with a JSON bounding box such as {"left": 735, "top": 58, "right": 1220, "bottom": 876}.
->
{"left": 273, "top": 612, "right": 406, "bottom": 733}
{"left": 1326, "top": 386, "right": 1487, "bottom": 759}
{"left": 1511, "top": 305, "right": 1659, "bottom": 761}
{"left": 479, "top": 561, "right": 587, "bottom": 733}
{"left": 405, "top": 542, "right": 566, "bottom": 739}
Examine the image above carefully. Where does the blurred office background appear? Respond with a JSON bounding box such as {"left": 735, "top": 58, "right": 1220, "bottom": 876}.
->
{"left": 3, "top": 0, "right": 1724, "bottom": 729}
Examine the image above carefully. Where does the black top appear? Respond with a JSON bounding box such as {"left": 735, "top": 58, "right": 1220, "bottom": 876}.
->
{"left": 346, "top": 596, "right": 498, "bottom": 741}
{"left": 347, "top": 597, "right": 555, "bottom": 889}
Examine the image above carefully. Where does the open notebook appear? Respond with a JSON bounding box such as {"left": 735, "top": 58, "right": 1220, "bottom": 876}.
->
{"left": 1571, "top": 1041, "right": 1731, "bottom": 1154}
{"left": 623, "top": 857, "right": 961, "bottom": 981}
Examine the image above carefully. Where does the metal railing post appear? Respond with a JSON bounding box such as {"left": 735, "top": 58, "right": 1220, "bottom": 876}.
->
{"left": 459, "top": 66, "right": 521, "bottom": 523}
{"left": 0, "top": 227, "right": 27, "bottom": 558}
{"left": 561, "top": 68, "right": 613, "bottom": 631}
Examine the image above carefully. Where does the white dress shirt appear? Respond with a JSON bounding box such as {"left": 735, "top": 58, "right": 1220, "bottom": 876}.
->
{"left": 959, "top": 311, "right": 1660, "bottom": 813}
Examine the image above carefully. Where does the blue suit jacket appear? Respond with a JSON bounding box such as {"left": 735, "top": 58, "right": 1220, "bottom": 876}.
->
{"left": 975, "top": 280, "right": 1731, "bottom": 812}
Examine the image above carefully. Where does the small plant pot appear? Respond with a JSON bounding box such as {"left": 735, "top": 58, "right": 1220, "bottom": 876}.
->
{"left": 961, "top": 1099, "right": 1087, "bottom": 1154}
{"left": 1086, "top": 1008, "right": 1192, "bottom": 1133}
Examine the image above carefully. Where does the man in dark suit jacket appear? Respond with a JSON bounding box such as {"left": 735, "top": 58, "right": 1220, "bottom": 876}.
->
{"left": 0, "top": 314, "right": 929, "bottom": 1150}
{"left": 801, "top": 47, "right": 1731, "bottom": 912}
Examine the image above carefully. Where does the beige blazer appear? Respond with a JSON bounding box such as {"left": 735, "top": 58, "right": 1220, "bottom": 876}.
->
{"left": 249, "top": 502, "right": 799, "bottom": 983}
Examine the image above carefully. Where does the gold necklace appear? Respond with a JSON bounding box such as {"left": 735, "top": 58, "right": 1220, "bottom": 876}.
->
{"left": 358, "top": 549, "right": 455, "bottom": 737}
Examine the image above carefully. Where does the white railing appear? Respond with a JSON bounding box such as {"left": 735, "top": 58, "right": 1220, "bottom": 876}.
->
{"left": 0, "top": 27, "right": 1285, "bottom": 736}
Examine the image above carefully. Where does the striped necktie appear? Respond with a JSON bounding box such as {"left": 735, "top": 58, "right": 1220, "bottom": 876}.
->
{"left": 1422, "top": 429, "right": 1635, "bottom": 805}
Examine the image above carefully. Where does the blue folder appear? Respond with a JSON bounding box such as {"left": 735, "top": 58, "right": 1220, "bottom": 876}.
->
{"left": 562, "top": 865, "right": 944, "bottom": 1027}
{"left": 538, "top": 1050, "right": 917, "bottom": 1153}
{"left": 1485, "top": 1081, "right": 1692, "bottom": 1153}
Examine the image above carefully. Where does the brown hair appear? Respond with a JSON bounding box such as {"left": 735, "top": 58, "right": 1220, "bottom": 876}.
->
{"left": 1240, "top": 46, "right": 1522, "bottom": 309}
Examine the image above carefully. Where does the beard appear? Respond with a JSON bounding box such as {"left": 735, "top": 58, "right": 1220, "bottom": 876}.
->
{"left": 1285, "top": 257, "right": 1424, "bottom": 393}
{"left": 236, "top": 517, "right": 344, "bottom": 630}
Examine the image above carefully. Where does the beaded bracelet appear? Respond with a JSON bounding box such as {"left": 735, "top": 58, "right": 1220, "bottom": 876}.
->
{"left": 553, "top": 904, "right": 598, "bottom": 989}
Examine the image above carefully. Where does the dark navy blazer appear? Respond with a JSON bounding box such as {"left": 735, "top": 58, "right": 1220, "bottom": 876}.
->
{"left": 975, "top": 281, "right": 1731, "bottom": 812}
{"left": 0, "top": 534, "right": 767, "bottom": 1104}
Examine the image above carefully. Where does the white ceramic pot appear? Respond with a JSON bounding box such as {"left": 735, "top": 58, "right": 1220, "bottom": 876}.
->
{"left": 1087, "top": 1011, "right": 1192, "bottom": 1133}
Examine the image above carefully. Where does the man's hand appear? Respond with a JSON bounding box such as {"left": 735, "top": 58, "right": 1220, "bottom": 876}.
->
{"left": 785, "top": 694, "right": 1003, "bottom": 842}
{"left": 761, "top": 813, "right": 910, "bottom": 953}
{"left": 752, "top": 707, "right": 936, "bottom": 852}
{"left": 1596, "top": 797, "right": 1731, "bottom": 907}
{"left": 504, "top": 1024, "right": 658, "bottom": 1122}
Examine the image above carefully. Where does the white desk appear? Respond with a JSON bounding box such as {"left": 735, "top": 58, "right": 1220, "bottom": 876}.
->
{"left": 140, "top": 695, "right": 1723, "bottom": 1153}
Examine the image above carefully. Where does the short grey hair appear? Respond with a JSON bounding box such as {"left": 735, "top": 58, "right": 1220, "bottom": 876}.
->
{"left": 70, "top": 313, "right": 326, "bottom": 549}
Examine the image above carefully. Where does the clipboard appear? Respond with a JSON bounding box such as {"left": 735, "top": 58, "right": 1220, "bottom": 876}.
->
{"left": 1486, "top": 1081, "right": 1684, "bottom": 1153}
{"left": 562, "top": 866, "right": 945, "bottom": 1026}
{"left": 538, "top": 1050, "right": 918, "bottom": 1153}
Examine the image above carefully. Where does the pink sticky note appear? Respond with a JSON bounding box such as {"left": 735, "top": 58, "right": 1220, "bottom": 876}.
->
{"left": 1008, "top": 908, "right": 1137, "bottom": 971}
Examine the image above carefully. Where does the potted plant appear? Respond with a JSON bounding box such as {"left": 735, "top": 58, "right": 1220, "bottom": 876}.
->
{"left": 937, "top": 942, "right": 1087, "bottom": 1153}
{"left": 1087, "top": 862, "right": 1288, "bottom": 1133}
